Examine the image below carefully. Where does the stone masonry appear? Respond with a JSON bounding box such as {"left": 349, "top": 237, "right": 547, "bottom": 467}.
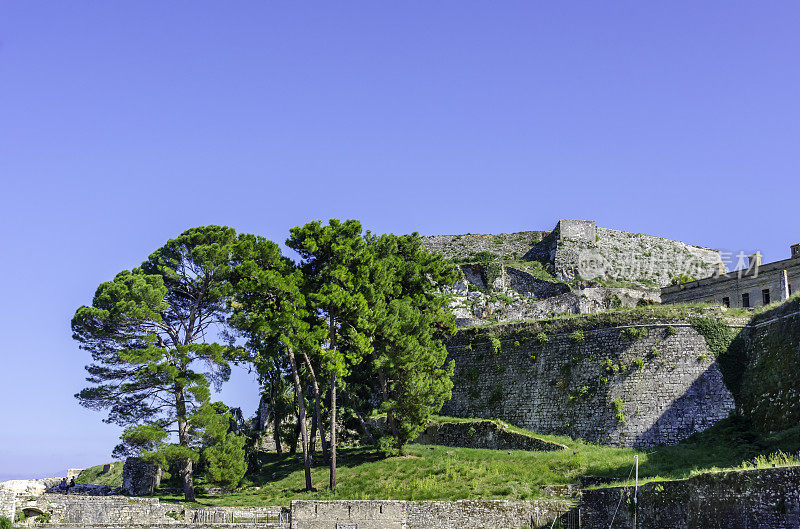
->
{"left": 122, "top": 457, "right": 161, "bottom": 496}
{"left": 414, "top": 420, "right": 567, "bottom": 452}
{"left": 441, "top": 314, "right": 738, "bottom": 447}
{"left": 290, "top": 500, "right": 573, "bottom": 529}
{"left": 581, "top": 466, "right": 800, "bottom": 529}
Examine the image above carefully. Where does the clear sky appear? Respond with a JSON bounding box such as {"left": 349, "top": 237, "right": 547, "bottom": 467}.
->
{"left": 1, "top": 2, "right": 798, "bottom": 480}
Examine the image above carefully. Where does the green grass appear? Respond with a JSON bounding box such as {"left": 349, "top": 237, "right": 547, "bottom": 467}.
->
{"left": 75, "top": 462, "right": 124, "bottom": 487}
{"left": 156, "top": 416, "right": 799, "bottom": 507}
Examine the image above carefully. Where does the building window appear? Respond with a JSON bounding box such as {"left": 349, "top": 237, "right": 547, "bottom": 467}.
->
{"left": 722, "top": 297, "right": 730, "bottom": 308}
{"left": 742, "top": 293, "right": 750, "bottom": 308}
{"left": 762, "top": 289, "right": 771, "bottom": 305}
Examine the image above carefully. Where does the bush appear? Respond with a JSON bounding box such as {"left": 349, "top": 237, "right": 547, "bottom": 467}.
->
{"left": 378, "top": 435, "right": 400, "bottom": 457}
{"left": 611, "top": 398, "right": 626, "bottom": 424}
{"left": 570, "top": 330, "right": 585, "bottom": 343}
{"left": 633, "top": 358, "right": 645, "bottom": 370}
{"left": 489, "top": 336, "right": 502, "bottom": 355}
{"left": 201, "top": 433, "right": 247, "bottom": 490}
{"left": 0, "top": 516, "right": 12, "bottom": 529}
{"left": 536, "top": 332, "right": 549, "bottom": 345}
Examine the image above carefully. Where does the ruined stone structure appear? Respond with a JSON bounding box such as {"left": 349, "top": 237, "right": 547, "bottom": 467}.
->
{"left": 662, "top": 245, "right": 800, "bottom": 308}
{"left": 441, "top": 309, "right": 740, "bottom": 448}
{"left": 581, "top": 466, "right": 800, "bottom": 529}
{"left": 121, "top": 457, "right": 161, "bottom": 496}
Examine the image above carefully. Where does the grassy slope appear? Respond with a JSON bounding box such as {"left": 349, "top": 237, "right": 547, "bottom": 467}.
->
{"left": 75, "top": 462, "right": 124, "bottom": 487}
{"left": 158, "top": 416, "right": 799, "bottom": 507}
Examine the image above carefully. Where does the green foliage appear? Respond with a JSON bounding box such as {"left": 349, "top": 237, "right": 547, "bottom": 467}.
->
{"left": 489, "top": 336, "right": 502, "bottom": 355}
{"left": 0, "top": 516, "right": 12, "bottom": 529}
{"left": 611, "top": 398, "right": 626, "bottom": 424}
{"left": 202, "top": 433, "right": 247, "bottom": 489}
{"left": 670, "top": 273, "right": 694, "bottom": 286}
{"left": 689, "top": 316, "right": 740, "bottom": 358}
{"left": 35, "top": 513, "right": 51, "bottom": 524}
{"left": 650, "top": 347, "right": 661, "bottom": 358}
{"left": 666, "top": 326, "right": 678, "bottom": 336}
{"left": 467, "top": 426, "right": 476, "bottom": 437}
{"left": 570, "top": 330, "right": 585, "bottom": 343}
{"left": 535, "top": 332, "right": 549, "bottom": 345}
{"left": 378, "top": 435, "right": 400, "bottom": 457}
{"left": 622, "top": 327, "right": 647, "bottom": 340}
{"left": 633, "top": 358, "right": 645, "bottom": 370}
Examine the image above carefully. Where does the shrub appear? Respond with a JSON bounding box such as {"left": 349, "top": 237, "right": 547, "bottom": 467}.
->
{"left": 611, "top": 398, "right": 626, "bottom": 424}
{"left": 35, "top": 512, "right": 52, "bottom": 524}
{"left": 666, "top": 326, "right": 678, "bottom": 336}
{"left": 468, "top": 426, "right": 477, "bottom": 437}
{"left": 633, "top": 358, "right": 645, "bottom": 370}
{"left": 570, "top": 330, "right": 585, "bottom": 343}
{"left": 513, "top": 340, "right": 521, "bottom": 349}
{"left": 650, "top": 347, "right": 661, "bottom": 358}
{"left": 0, "top": 516, "right": 12, "bottom": 529}
{"left": 489, "top": 336, "right": 502, "bottom": 355}
{"left": 378, "top": 435, "right": 400, "bottom": 457}
{"left": 536, "top": 332, "right": 549, "bottom": 345}
{"left": 623, "top": 327, "right": 647, "bottom": 340}
{"left": 201, "top": 433, "right": 247, "bottom": 490}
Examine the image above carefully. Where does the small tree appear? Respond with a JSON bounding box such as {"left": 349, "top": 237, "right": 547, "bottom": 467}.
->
{"left": 202, "top": 431, "right": 247, "bottom": 490}
{"left": 72, "top": 226, "right": 239, "bottom": 501}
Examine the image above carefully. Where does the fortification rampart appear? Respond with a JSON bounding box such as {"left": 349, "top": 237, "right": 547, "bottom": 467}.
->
{"left": 580, "top": 466, "right": 800, "bottom": 529}
{"left": 441, "top": 309, "right": 740, "bottom": 447}
{"left": 738, "top": 296, "right": 800, "bottom": 433}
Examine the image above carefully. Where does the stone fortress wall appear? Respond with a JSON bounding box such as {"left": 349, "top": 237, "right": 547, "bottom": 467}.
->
{"left": 441, "top": 310, "right": 740, "bottom": 448}
{"left": 526, "top": 220, "right": 726, "bottom": 287}
{"left": 662, "top": 245, "right": 800, "bottom": 308}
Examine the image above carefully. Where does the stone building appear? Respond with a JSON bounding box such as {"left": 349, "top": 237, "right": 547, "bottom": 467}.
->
{"left": 661, "top": 244, "right": 800, "bottom": 308}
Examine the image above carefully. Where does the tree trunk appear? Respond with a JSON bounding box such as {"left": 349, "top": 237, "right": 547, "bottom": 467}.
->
{"left": 330, "top": 372, "right": 337, "bottom": 491}
{"left": 377, "top": 368, "right": 401, "bottom": 441}
{"left": 273, "top": 412, "right": 283, "bottom": 455}
{"left": 329, "top": 316, "right": 337, "bottom": 491}
{"left": 287, "top": 347, "right": 313, "bottom": 491}
{"left": 175, "top": 387, "right": 196, "bottom": 502}
{"left": 303, "top": 352, "right": 328, "bottom": 463}
{"left": 345, "top": 393, "right": 375, "bottom": 445}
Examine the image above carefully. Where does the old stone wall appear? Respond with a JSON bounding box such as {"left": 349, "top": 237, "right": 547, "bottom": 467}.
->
{"left": 0, "top": 489, "right": 16, "bottom": 520}
{"left": 14, "top": 494, "right": 179, "bottom": 526}
{"left": 122, "top": 457, "right": 161, "bottom": 496}
{"left": 738, "top": 296, "right": 800, "bottom": 433}
{"left": 414, "top": 421, "right": 566, "bottom": 451}
{"left": 420, "top": 231, "right": 550, "bottom": 261}
{"left": 549, "top": 221, "right": 725, "bottom": 287}
{"left": 290, "top": 500, "right": 572, "bottom": 529}
{"left": 580, "top": 466, "right": 800, "bottom": 529}
{"left": 441, "top": 312, "right": 738, "bottom": 447}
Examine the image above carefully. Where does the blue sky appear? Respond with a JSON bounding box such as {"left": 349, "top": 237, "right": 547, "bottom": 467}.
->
{"left": 1, "top": 2, "right": 798, "bottom": 480}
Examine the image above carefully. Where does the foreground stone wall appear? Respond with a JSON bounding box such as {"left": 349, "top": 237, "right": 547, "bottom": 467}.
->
{"left": 581, "top": 466, "right": 800, "bottom": 529}
{"left": 14, "top": 494, "right": 179, "bottom": 525}
{"left": 442, "top": 313, "right": 737, "bottom": 447}
{"left": 290, "top": 500, "right": 572, "bottom": 529}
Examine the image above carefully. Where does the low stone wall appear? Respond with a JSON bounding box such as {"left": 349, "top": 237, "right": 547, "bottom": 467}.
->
{"left": 580, "top": 466, "right": 800, "bottom": 529}
{"left": 290, "top": 500, "right": 572, "bottom": 529}
{"left": 184, "top": 505, "right": 286, "bottom": 524}
{"left": 14, "top": 494, "right": 179, "bottom": 526}
{"left": 414, "top": 421, "right": 566, "bottom": 451}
